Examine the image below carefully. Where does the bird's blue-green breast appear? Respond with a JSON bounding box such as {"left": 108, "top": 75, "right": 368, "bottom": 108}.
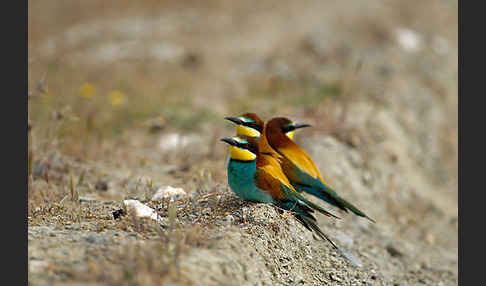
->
{"left": 227, "top": 159, "right": 274, "bottom": 203}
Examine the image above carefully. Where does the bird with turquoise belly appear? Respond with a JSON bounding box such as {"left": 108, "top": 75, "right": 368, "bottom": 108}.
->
{"left": 221, "top": 135, "right": 340, "bottom": 249}
{"left": 225, "top": 113, "right": 374, "bottom": 222}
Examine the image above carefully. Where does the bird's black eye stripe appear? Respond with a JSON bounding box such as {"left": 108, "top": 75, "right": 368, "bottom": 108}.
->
{"left": 235, "top": 142, "right": 249, "bottom": 149}
{"left": 282, "top": 124, "right": 295, "bottom": 133}
{"left": 248, "top": 144, "right": 258, "bottom": 154}
{"left": 235, "top": 141, "right": 258, "bottom": 155}
{"left": 244, "top": 122, "right": 262, "bottom": 133}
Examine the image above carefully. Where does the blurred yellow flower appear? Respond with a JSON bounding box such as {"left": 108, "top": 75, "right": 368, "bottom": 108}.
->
{"left": 108, "top": 90, "right": 127, "bottom": 106}
{"left": 41, "top": 90, "right": 55, "bottom": 104}
{"left": 79, "top": 83, "right": 96, "bottom": 99}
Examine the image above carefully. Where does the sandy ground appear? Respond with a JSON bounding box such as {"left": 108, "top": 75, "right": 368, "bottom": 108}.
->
{"left": 28, "top": 0, "right": 457, "bottom": 285}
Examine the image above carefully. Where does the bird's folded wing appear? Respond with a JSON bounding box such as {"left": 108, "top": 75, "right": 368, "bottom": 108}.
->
{"left": 255, "top": 159, "right": 296, "bottom": 200}
{"left": 256, "top": 158, "right": 339, "bottom": 219}
{"left": 279, "top": 146, "right": 328, "bottom": 185}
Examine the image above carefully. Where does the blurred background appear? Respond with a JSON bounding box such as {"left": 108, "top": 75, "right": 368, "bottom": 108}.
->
{"left": 28, "top": 0, "right": 457, "bottom": 284}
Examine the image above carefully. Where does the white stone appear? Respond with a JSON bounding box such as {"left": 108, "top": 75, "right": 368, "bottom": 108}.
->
{"left": 151, "top": 186, "right": 186, "bottom": 201}
{"left": 395, "top": 28, "right": 422, "bottom": 52}
{"left": 123, "top": 199, "right": 162, "bottom": 222}
{"left": 29, "top": 260, "right": 49, "bottom": 273}
{"left": 158, "top": 133, "right": 200, "bottom": 151}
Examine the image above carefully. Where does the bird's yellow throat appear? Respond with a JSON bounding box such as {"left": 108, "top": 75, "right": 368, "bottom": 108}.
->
{"left": 229, "top": 146, "right": 256, "bottom": 161}
{"left": 286, "top": 130, "right": 295, "bottom": 139}
{"left": 236, "top": 125, "right": 261, "bottom": 138}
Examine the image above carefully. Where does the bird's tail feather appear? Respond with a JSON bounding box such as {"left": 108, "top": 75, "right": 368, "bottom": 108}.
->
{"left": 295, "top": 193, "right": 340, "bottom": 219}
{"left": 281, "top": 186, "right": 340, "bottom": 219}
{"left": 295, "top": 213, "right": 338, "bottom": 249}
{"left": 298, "top": 183, "right": 375, "bottom": 223}
{"left": 277, "top": 200, "right": 338, "bottom": 249}
{"left": 332, "top": 193, "right": 376, "bottom": 223}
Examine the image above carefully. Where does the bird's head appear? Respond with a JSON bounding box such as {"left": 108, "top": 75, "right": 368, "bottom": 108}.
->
{"left": 266, "top": 117, "right": 311, "bottom": 140}
{"left": 224, "top": 113, "right": 264, "bottom": 139}
{"left": 220, "top": 135, "right": 259, "bottom": 161}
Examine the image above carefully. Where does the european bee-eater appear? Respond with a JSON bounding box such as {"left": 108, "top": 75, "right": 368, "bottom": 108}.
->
{"left": 224, "top": 113, "right": 282, "bottom": 157}
{"left": 265, "top": 117, "right": 375, "bottom": 222}
{"left": 224, "top": 113, "right": 285, "bottom": 188}
{"left": 221, "top": 135, "right": 340, "bottom": 248}
{"left": 225, "top": 113, "right": 373, "bottom": 221}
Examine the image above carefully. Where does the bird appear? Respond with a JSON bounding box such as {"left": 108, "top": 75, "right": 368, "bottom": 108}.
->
{"left": 224, "top": 113, "right": 281, "bottom": 157}
{"left": 265, "top": 117, "right": 375, "bottom": 222}
{"left": 224, "top": 113, "right": 373, "bottom": 221}
{"left": 224, "top": 113, "right": 285, "bottom": 185}
{"left": 221, "top": 135, "right": 340, "bottom": 248}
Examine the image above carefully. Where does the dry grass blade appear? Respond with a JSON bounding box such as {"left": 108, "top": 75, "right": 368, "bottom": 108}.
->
{"left": 77, "top": 170, "right": 86, "bottom": 186}
{"left": 70, "top": 172, "right": 77, "bottom": 203}
{"left": 59, "top": 195, "right": 69, "bottom": 205}
{"left": 28, "top": 150, "right": 33, "bottom": 179}
{"left": 156, "top": 225, "right": 169, "bottom": 244}
{"left": 69, "top": 172, "right": 81, "bottom": 223}
{"left": 168, "top": 201, "right": 177, "bottom": 232}
{"left": 36, "top": 72, "right": 48, "bottom": 94}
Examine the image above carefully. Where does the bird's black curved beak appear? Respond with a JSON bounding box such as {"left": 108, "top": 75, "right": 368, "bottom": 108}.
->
{"left": 294, "top": 123, "right": 312, "bottom": 130}
{"left": 220, "top": 137, "right": 239, "bottom": 146}
{"left": 224, "top": 117, "right": 244, "bottom": 125}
